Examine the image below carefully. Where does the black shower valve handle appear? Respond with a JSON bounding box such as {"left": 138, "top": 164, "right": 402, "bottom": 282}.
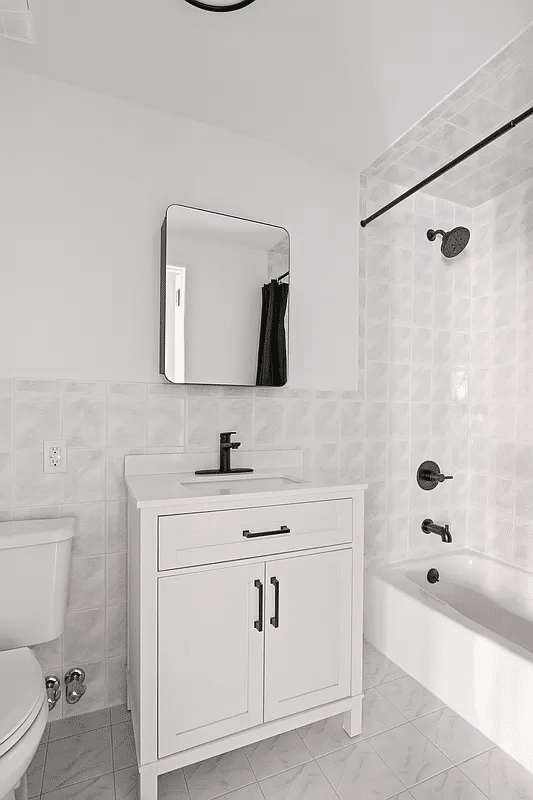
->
{"left": 434, "top": 472, "right": 453, "bottom": 483}
{"left": 417, "top": 460, "right": 453, "bottom": 491}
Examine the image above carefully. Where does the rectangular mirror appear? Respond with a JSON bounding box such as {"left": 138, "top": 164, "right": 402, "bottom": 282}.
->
{"left": 160, "top": 204, "right": 289, "bottom": 386}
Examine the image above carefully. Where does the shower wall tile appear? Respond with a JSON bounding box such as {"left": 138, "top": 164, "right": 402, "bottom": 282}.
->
{"left": 362, "top": 23, "right": 533, "bottom": 207}
{"left": 464, "top": 177, "right": 533, "bottom": 569}
{"left": 361, "top": 181, "right": 472, "bottom": 563}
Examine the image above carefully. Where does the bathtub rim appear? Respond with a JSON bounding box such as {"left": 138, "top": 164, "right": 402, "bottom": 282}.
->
{"left": 366, "top": 547, "right": 533, "bottom": 664}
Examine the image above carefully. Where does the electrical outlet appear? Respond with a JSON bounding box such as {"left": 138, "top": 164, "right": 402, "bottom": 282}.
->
{"left": 43, "top": 440, "right": 67, "bottom": 474}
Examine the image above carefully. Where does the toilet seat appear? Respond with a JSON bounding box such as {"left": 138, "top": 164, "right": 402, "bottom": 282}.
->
{"left": 0, "top": 648, "right": 45, "bottom": 758}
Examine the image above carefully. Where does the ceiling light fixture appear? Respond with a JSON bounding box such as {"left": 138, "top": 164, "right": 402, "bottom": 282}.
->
{"left": 183, "top": 0, "right": 257, "bottom": 10}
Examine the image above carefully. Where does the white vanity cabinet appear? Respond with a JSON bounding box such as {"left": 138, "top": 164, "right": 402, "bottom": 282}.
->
{"left": 125, "top": 453, "right": 365, "bottom": 800}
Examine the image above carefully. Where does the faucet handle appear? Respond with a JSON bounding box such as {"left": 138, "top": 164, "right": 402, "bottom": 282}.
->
{"left": 417, "top": 460, "right": 453, "bottom": 490}
{"left": 220, "top": 431, "right": 237, "bottom": 443}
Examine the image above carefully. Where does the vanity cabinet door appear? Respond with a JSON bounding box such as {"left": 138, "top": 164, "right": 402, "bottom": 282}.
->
{"left": 158, "top": 562, "right": 265, "bottom": 757}
{"left": 263, "top": 549, "right": 352, "bottom": 722}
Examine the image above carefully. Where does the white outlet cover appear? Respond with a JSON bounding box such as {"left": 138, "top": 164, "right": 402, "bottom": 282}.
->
{"left": 43, "top": 440, "right": 67, "bottom": 474}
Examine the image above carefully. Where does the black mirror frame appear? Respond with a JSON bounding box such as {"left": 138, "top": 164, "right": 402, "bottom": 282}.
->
{"left": 183, "top": 0, "right": 257, "bottom": 11}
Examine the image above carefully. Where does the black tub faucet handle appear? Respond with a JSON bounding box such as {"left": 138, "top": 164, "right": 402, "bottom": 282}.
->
{"left": 417, "top": 460, "right": 453, "bottom": 490}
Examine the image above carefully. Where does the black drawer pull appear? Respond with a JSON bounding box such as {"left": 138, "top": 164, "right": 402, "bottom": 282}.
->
{"left": 254, "top": 579, "right": 263, "bottom": 632}
{"left": 243, "top": 525, "right": 290, "bottom": 539}
{"left": 270, "top": 577, "right": 280, "bottom": 628}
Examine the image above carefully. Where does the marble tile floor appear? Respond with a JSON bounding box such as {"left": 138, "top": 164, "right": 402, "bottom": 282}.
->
{"left": 26, "top": 641, "right": 533, "bottom": 800}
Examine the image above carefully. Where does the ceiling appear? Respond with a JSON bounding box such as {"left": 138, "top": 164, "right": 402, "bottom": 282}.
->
{"left": 0, "top": 0, "right": 532, "bottom": 171}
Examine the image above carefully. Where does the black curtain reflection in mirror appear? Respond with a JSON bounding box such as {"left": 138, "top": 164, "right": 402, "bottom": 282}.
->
{"left": 256, "top": 280, "right": 288, "bottom": 386}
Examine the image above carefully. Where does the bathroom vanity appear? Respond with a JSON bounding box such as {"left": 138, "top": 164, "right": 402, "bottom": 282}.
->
{"left": 125, "top": 450, "right": 365, "bottom": 800}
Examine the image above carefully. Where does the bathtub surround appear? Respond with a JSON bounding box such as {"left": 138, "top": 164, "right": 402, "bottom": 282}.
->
{"left": 0, "top": 378, "right": 364, "bottom": 718}
{"left": 466, "top": 176, "right": 533, "bottom": 567}
{"left": 359, "top": 180, "right": 473, "bottom": 564}
{"left": 363, "top": 22, "right": 533, "bottom": 208}
{"left": 359, "top": 22, "right": 533, "bottom": 570}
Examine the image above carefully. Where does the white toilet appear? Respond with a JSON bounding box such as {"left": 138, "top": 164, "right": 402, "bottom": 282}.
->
{"left": 0, "top": 518, "right": 73, "bottom": 800}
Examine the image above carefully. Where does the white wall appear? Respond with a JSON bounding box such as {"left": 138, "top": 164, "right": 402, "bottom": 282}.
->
{"left": 0, "top": 0, "right": 530, "bottom": 171}
{"left": 0, "top": 66, "right": 358, "bottom": 390}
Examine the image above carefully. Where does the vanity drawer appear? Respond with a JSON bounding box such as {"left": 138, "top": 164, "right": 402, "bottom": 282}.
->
{"left": 158, "top": 498, "right": 352, "bottom": 570}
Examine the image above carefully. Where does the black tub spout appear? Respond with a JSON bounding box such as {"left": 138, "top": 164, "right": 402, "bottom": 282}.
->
{"left": 421, "top": 518, "right": 452, "bottom": 543}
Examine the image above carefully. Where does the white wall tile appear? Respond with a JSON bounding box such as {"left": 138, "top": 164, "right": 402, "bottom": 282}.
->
{"left": 106, "top": 395, "right": 146, "bottom": 448}
{"left": 62, "top": 395, "right": 105, "bottom": 448}
{"left": 68, "top": 555, "right": 106, "bottom": 611}
{"left": 62, "top": 502, "right": 106, "bottom": 557}
{"left": 14, "top": 392, "right": 60, "bottom": 449}
{"left": 14, "top": 448, "right": 61, "bottom": 506}
{"left": 62, "top": 449, "right": 105, "bottom": 503}
{"left": 63, "top": 607, "right": 106, "bottom": 663}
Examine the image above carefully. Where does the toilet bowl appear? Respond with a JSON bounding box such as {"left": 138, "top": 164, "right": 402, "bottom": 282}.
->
{"left": 0, "top": 648, "right": 48, "bottom": 800}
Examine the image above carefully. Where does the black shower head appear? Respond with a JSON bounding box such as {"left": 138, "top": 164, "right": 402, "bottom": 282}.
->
{"left": 427, "top": 226, "right": 470, "bottom": 258}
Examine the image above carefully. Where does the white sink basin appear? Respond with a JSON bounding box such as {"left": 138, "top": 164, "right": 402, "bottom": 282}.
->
{"left": 180, "top": 475, "right": 303, "bottom": 496}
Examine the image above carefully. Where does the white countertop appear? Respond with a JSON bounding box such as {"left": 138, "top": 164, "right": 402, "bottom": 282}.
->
{"left": 125, "top": 451, "right": 366, "bottom": 508}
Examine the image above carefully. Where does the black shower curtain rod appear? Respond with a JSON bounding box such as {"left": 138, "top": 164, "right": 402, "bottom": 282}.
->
{"left": 360, "top": 104, "right": 533, "bottom": 228}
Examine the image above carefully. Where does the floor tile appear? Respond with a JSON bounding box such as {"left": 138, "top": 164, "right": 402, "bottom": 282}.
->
{"left": 458, "top": 746, "right": 533, "bottom": 800}
{"left": 49, "top": 708, "right": 111, "bottom": 741}
{"left": 376, "top": 676, "right": 445, "bottom": 720}
{"left": 412, "top": 708, "right": 494, "bottom": 764}
{"left": 159, "top": 767, "right": 189, "bottom": 800}
{"left": 184, "top": 748, "right": 256, "bottom": 800}
{"left": 41, "top": 772, "right": 115, "bottom": 800}
{"left": 361, "top": 687, "right": 408, "bottom": 737}
{"left": 245, "top": 730, "right": 312, "bottom": 780}
{"left": 114, "top": 766, "right": 139, "bottom": 800}
{"left": 317, "top": 738, "right": 405, "bottom": 800}
{"left": 369, "top": 722, "right": 453, "bottom": 789}
{"left": 297, "top": 713, "right": 354, "bottom": 758}
{"left": 363, "top": 648, "right": 407, "bottom": 685}
{"left": 28, "top": 742, "right": 47, "bottom": 798}
{"left": 219, "top": 785, "right": 265, "bottom": 800}
{"left": 112, "top": 721, "right": 137, "bottom": 770}
{"left": 42, "top": 727, "right": 113, "bottom": 792}
{"left": 410, "top": 766, "right": 487, "bottom": 800}
{"left": 260, "top": 761, "right": 338, "bottom": 800}
{"left": 110, "top": 704, "right": 132, "bottom": 725}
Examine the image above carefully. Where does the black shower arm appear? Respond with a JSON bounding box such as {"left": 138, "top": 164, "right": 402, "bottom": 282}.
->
{"left": 360, "top": 104, "right": 533, "bottom": 228}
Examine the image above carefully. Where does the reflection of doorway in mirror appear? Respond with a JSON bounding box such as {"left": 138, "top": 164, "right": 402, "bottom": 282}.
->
{"left": 165, "top": 264, "right": 186, "bottom": 383}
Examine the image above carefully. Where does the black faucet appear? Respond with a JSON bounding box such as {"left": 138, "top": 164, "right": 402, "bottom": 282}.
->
{"left": 194, "top": 432, "right": 254, "bottom": 475}
{"left": 219, "top": 431, "right": 241, "bottom": 473}
{"left": 421, "top": 518, "right": 452, "bottom": 543}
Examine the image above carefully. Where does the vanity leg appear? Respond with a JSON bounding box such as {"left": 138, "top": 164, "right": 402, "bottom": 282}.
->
{"left": 343, "top": 694, "right": 363, "bottom": 737}
{"left": 139, "top": 765, "right": 158, "bottom": 800}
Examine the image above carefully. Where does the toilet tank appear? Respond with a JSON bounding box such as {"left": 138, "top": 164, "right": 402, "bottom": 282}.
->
{"left": 0, "top": 518, "right": 74, "bottom": 650}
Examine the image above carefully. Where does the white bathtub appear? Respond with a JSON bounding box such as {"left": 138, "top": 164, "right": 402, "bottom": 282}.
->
{"left": 364, "top": 548, "right": 533, "bottom": 774}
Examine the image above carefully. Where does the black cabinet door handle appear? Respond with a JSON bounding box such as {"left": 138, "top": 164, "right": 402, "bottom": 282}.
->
{"left": 270, "top": 577, "right": 279, "bottom": 628}
{"left": 254, "top": 579, "right": 263, "bottom": 632}
{"left": 243, "top": 525, "right": 290, "bottom": 539}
